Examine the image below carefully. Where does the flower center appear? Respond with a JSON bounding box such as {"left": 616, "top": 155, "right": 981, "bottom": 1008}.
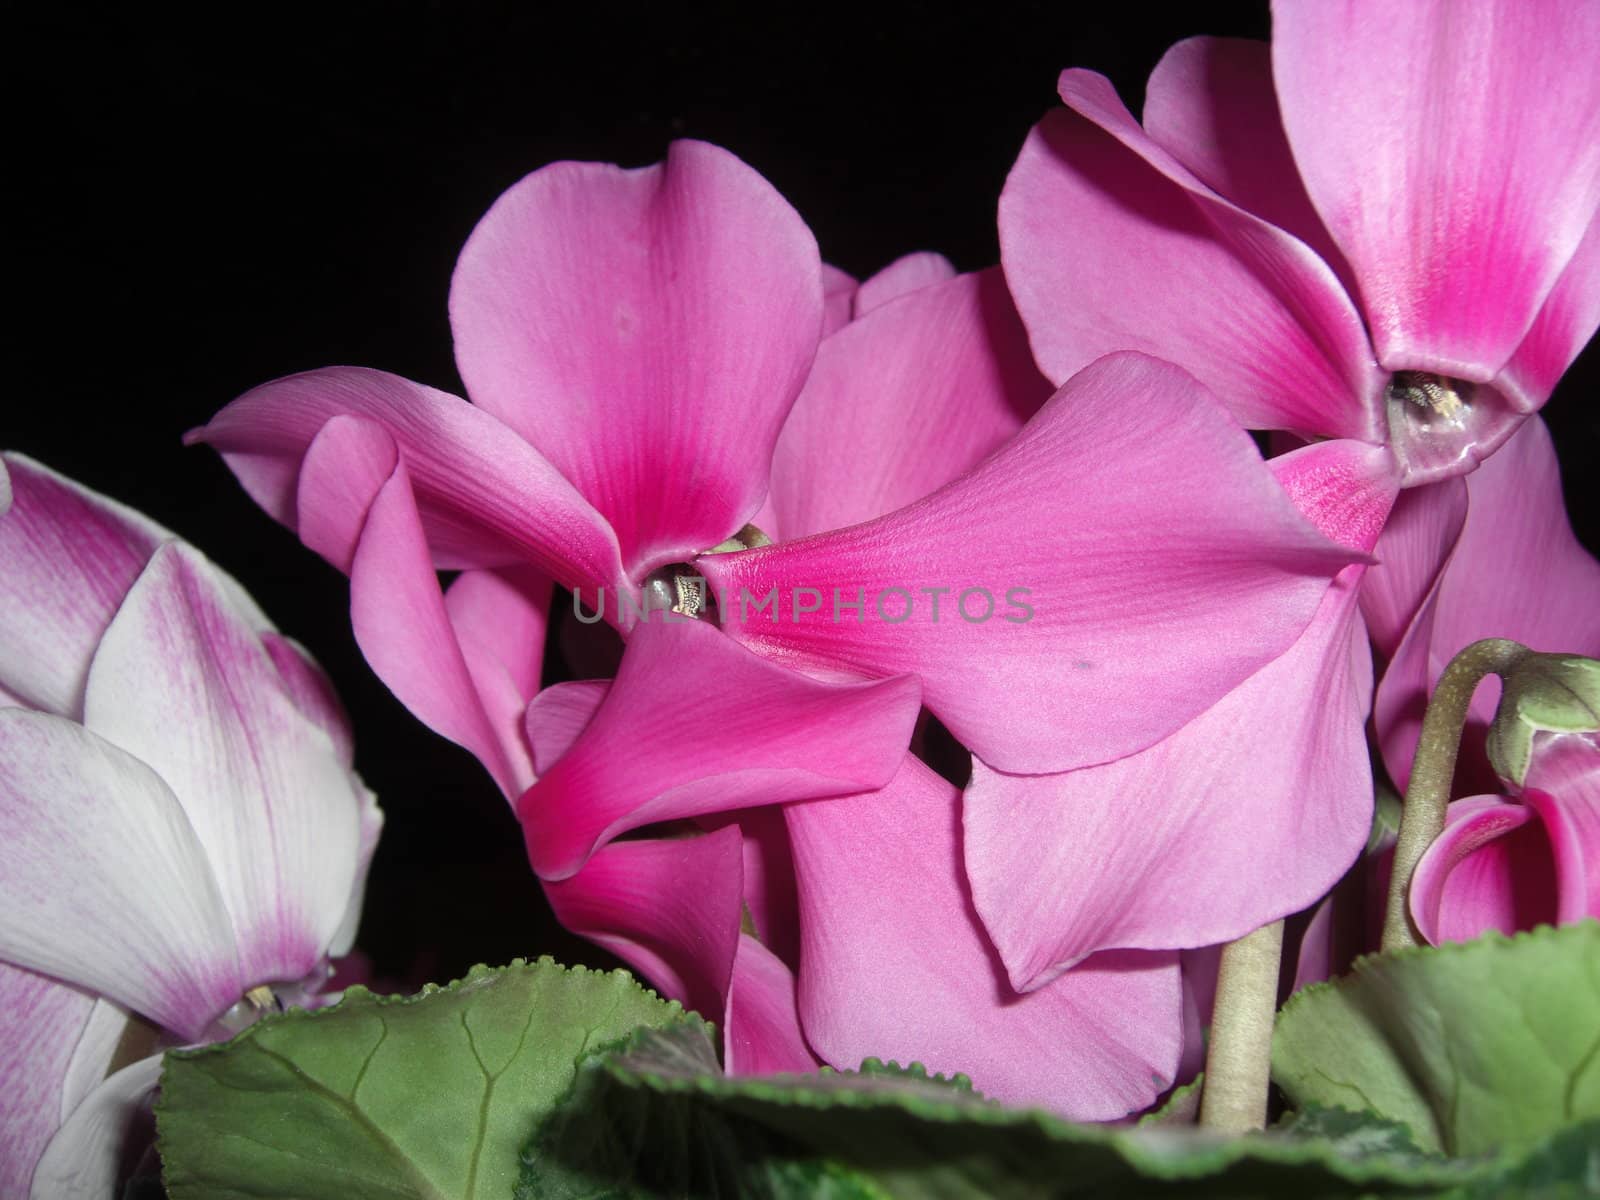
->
{"left": 1382, "top": 370, "right": 1520, "bottom": 486}
{"left": 1386, "top": 370, "right": 1473, "bottom": 430}
{"left": 214, "top": 983, "right": 284, "bottom": 1035}
{"left": 640, "top": 523, "right": 772, "bottom": 622}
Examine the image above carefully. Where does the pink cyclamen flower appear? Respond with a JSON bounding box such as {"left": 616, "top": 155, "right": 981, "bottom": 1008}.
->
{"left": 0, "top": 455, "right": 380, "bottom": 1200}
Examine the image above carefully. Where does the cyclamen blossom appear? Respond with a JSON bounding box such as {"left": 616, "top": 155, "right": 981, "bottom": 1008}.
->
{"left": 0, "top": 456, "right": 380, "bottom": 1200}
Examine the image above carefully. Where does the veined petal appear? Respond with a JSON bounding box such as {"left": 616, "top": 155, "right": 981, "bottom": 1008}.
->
{"left": 1409, "top": 796, "right": 1558, "bottom": 945}
{"left": 449, "top": 139, "right": 824, "bottom": 579}
{"left": 999, "top": 73, "right": 1381, "bottom": 441}
{"left": 1143, "top": 37, "right": 1351, "bottom": 290}
{"left": 0, "top": 966, "right": 103, "bottom": 1200}
{"left": 260, "top": 633, "right": 356, "bottom": 768}
{"left": 543, "top": 828, "right": 744, "bottom": 1022}
{"left": 82, "top": 542, "right": 364, "bottom": 990}
{"left": 1525, "top": 734, "right": 1600, "bottom": 925}
{"left": 516, "top": 618, "right": 920, "bottom": 880}
{"left": 1272, "top": 0, "right": 1600, "bottom": 381}
{"left": 702, "top": 352, "right": 1357, "bottom": 774}
{"left": 1376, "top": 419, "right": 1600, "bottom": 790}
{"left": 965, "top": 569, "right": 1374, "bottom": 988}
{"left": 725, "top": 935, "right": 818, "bottom": 1076}
{"left": 189, "top": 367, "right": 626, "bottom": 590}
{"left": 0, "top": 710, "right": 241, "bottom": 1040}
{"left": 0, "top": 454, "right": 165, "bottom": 718}
{"left": 1498, "top": 213, "right": 1600, "bottom": 412}
{"left": 767, "top": 269, "right": 1048, "bottom": 541}
{"left": 524, "top": 680, "right": 610, "bottom": 776}
{"left": 852, "top": 251, "right": 958, "bottom": 316}
{"left": 30, "top": 1054, "right": 162, "bottom": 1200}
{"left": 1359, "top": 480, "right": 1468, "bottom": 662}
{"left": 787, "top": 755, "right": 1182, "bottom": 1119}
{"left": 444, "top": 566, "right": 552, "bottom": 794}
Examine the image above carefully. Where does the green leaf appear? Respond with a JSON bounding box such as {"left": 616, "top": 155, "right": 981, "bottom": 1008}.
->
{"left": 1272, "top": 921, "right": 1600, "bottom": 1157}
{"left": 156, "top": 958, "right": 686, "bottom": 1200}
{"left": 520, "top": 1022, "right": 1493, "bottom": 1198}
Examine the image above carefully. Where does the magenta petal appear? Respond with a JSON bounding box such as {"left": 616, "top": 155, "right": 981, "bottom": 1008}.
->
{"left": 702, "top": 352, "right": 1356, "bottom": 774}
{"left": 767, "top": 269, "right": 1048, "bottom": 540}
{"left": 544, "top": 828, "right": 744, "bottom": 1022}
{"left": 1377, "top": 419, "right": 1600, "bottom": 790}
{"left": 1498, "top": 214, "right": 1600, "bottom": 412}
{"left": 1272, "top": 0, "right": 1600, "bottom": 380}
{"left": 725, "top": 935, "right": 818, "bottom": 1076}
{"left": 787, "top": 755, "right": 1181, "bottom": 1119}
{"left": 0, "top": 710, "right": 242, "bottom": 1040}
{"left": 82, "top": 543, "right": 365, "bottom": 989}
{"left": 0, "top": 966, "right": 100, "bottom": 1200}
{"left": 1410, "top": 796, "right": 1559, "bottom": 945}
{"left": 853, "top": 251, "right": 958, "bottom": 316}
{"left": 449, "top": 140, "right": 823, "bottom": 578}
{"left": 517, "top": 618, "right": 920, "bottom": 880}
{"left": 190, "top": 367, "right": 625, "bottom": 589}
{"left": 966, "top": 570, "right": 1373, "bottom": 988}
{"left": 1359, "top": 480, "right": 1468, "bottom": 662}
{"left": 821, "top": 264, "right": 859, "bottom": 335}
{"left": 1143, "top": 36, "right": 1350, "bottom": 284}
{"left": 1525, "top": 735, "right": 1600, "bottom": 925}
{"left": 0, "top": 454, "right": 165, "bottom": 718}
{"left": 524, "top": 680, "right": 610, "bottom": 775}
{"left": 999, "top": 73, "right": 1381, "bottom": 441}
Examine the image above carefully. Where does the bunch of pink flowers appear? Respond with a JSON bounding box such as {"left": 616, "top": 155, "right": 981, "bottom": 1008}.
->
{"left": 2, "top": 2, "right": 1595, "bottom": 1195}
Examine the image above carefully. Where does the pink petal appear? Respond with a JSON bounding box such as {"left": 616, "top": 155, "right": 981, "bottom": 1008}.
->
{"left": 0, "top": 455, "right": 165, "bottom": 718}
{"left": 787, "top": 755, "right": 1182, "bottom": 1119}
{"left": 965, "top": 568, "right": 1374, "bottom": 988}
{"left": 82, "top": 542, "right": 366, "bottom": 993}
{"left": 999, "top": 72, "right": 1382, "bottom": 441}
{"left": 543, "top": 828, "right": 744, "bottom": 1022}
{"left": 0, "top": 966, "right": 102, "bottom": 1200}
{"left": 1377, "top": 418, "right": 1600, "bottom": 790}
{"left": 444, "top": 566, "right": 552, "bottom": 793}
{"left": 1272, "top": 0, "right": 1600, "bottom": 384}
{"left": 524, "top": 680, "right": 609, "bottom": 776}
{"left": 725, "top": 935, "right": 818, "bottom": 1076}
{"left": 701, "top": 352, "right": 1357, "bottom": 774}
{"left": 259, "top": 633, "right": 356, "bottom": 768}
{"left": 1498, "top": 213, "right": 1600, "bottom": 412}
{"left": 0, "top": 710, "right": 242, "bottom": 1040}
{"left": 1143, "top": 37, "right": 1351, "bottom": 286}
{"left": 853, "top": 251, "right": 958, "bottom": 316}
{"left": 449, "top": 139, "right": 823, "bottom": 579}
{"left": 821, "top": 264, "right": 859, "bottom": 335}
{"left": 1524, "top": 734, "right": 1600, "bottom": 924}
{"left": 31, "top": 1053, "right": 162, "bottom": 1200}
{"left": 766, "top": 269, "right": 1048, "bottom": 541}
{"left": 516, "top": 618, "right": 921, "bottom": 880}
{"left": 190, "top": 367, "right": 626, "bottom": 590}
{"left": 1359, "top": 480, "right": 1468, "bottom": 662}
{"left": 1410, "top": 795, "right": 1559, "bottom": 945}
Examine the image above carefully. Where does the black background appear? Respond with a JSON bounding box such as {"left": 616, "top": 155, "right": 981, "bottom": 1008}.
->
{"left": 13, "top": 2, "right": 1598, "bottom": 987}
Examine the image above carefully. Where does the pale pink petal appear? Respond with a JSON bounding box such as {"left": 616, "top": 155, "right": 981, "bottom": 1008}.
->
{"left": 328, "top": 780, "right": 384, "bottom": 959}
{"left": 701, "top": 352, "right": 1357, "bottom": 774}
{"left": 966, "top": 569, "right": 1373, "bottom": 988}
{"left": 260, "top": 633, "right": 356, "bottom": 768}
{"left": 1498, "top": 214, "right": 1600, "bottom": 412}
{"left": 853, "top": 251, "right": 958, "bottom": 316}
{"left": 190, "top": 367, "right": 626, "bottom": 589}
{"left": 999, "top": 73, "right": 1381, "bottom": 441}
{"left": 0, "top": 966, "right": 102, "bottom": 1200}
{"left": 449, "top": 140, "right": 823, "bottom": 578}
{"left": 1524, "top": 734, "right": 1600, "bottom": 924}
{"left": 1272, "top": 0, "right": 1600, "bottom": 384}
{"left": 1359, "top": 480, "right": 1468, "bottom": 662}
{"left": 0, "top": 456, "right": 10, "bottom": 514}
{"left": 1176, "top": 946, "right": 1222, "bottom": 1089}
{"left": 787, "top": 755, "right": 1182, "bottom": 1119}
{"left": 767, "top": 269, "right": 1048, "bottom": 541}
{"left": 0, "top": 710, "right": 242, "bottom": 1040}
{"left": 444, "top": 566, "right": 552, "bottom": 793}
{"left": 1143, "top": 36, "right": 1350, "bottom": 285}
{"left": 30, "top": 1053, "right": 162, "bottom": 1200}
{"left": 0, "top": 454, "right": 165, "bottom": 718}
{"left": 821, "top": 263, "right": 859, "bottom": 335}
{"left": 725, "top": 935, "right": 818, "bottom": 1076}
{"left": 82, "top": 542, "right": 364, "bottom": 990}
{"left": 61, "top": 999, "right": 135, "bottom": 1122}
{"left": 543, "top": 828, "right": 744, "bottom": 1022}
{"left": 516, "top": 617, "right": 920, "bottom": 880}
{"left": 1410, "top": 796, "right": 1558, "bottom": 945}
{"left": 524, "top": 680, "right": 609, "bottom": 775}
{"left": 1377, "top": 419, "right": 1600, "bottom": 790}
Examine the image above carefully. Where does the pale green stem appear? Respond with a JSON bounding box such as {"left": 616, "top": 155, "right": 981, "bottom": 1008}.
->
{"left": 1198, "top": 920, "right": 1285, "bottom": 1133}
{"left": 1380, "top": 637, "right": 1530, "bottom": 952}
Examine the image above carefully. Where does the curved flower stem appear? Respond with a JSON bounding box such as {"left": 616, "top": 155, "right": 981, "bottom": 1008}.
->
{"left": 1380, "top": 637, "right": 1530, "bottom": 952}
{"left": 1198, "top": 919, "right": 1284, "bottom": 1133}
